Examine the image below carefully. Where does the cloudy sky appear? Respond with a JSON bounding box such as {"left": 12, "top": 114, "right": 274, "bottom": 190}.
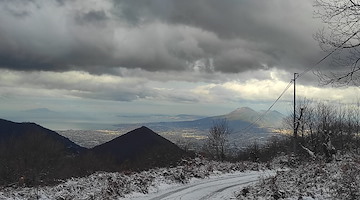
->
{"left": 0, "top": 0, "right": 359, "bottom": 129}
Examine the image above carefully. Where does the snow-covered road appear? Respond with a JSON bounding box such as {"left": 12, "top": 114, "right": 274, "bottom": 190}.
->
{"left": 128, "top": 170, "right": 274, "bottom": 200}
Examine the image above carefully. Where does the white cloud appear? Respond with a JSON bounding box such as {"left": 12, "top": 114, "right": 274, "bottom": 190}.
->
{"left": 1, "top": 68, "right": 358, "bottom": 106}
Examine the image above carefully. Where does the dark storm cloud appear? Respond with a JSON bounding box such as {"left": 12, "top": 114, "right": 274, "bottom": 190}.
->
{"left": 113, "top": 0, "right": 256, "bottom": 38}
{"left": 74, "top": 10, "right": 109, "bottom": 25}
{"left": 0, "top": 0, "right": 321, "bottom": 76}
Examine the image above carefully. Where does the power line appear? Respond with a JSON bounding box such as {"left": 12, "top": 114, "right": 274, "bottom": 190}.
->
{"left": 233, "top": 80, "right": 293, "bottom": 135}
{"left": 297, "top": 31, "right": 359, "bottom": 79}
{"left": 235, "top": 31, "right": 359, "bottom": 135}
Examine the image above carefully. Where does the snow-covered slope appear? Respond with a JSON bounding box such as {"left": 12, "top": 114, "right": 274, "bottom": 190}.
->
{"left": 0, "top": 158, "right": 270, "bottom": 200}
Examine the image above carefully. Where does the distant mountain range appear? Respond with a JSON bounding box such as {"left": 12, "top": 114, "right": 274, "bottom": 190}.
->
{"left": 0, "top": 107, "right": 285, "bottom": 132}
{"left": 115, "top": 107, "right": 285, "bottom": 135}
{"left": 0, "top": 108, "right": 104, "bottom": 130}
{"left": 113, "top": 107, "right": 285, "bottom": 148}
{"left": 21, "top": 108, "right": 96, "bottom": 121}
{"left": 0, "top": 108, "right": 207, "bottom": 130}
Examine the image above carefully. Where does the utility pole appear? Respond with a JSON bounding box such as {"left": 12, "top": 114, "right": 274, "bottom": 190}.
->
{"left": 293, "top": 73, "right": 298, "bottom": 153}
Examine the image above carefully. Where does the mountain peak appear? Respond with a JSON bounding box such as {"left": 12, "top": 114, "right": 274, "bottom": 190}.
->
{"left": 139, "top": 126, "right": 151, "bottom": 131}
{"left": 229, "top": 107, "right": 256, "bottom": 114}
{"left": 129, "top": 126, "right": 157, "bottom": 136}
{"left": 92, "top": 126, "right": 187, "bottom": 169}
{"left": 225, "top": 107, "right": 259, "bottom": 122}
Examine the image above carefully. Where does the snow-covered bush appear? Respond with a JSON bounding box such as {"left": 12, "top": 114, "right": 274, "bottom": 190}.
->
{"left": 236, "top": 153, "right": 360, "bottom": 200}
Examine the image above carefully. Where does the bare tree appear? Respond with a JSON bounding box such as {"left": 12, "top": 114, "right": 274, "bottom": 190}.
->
{"left": 205, "top": 119, "right": 231, "bottom": 161}
{"left": 314, "top": 0, "right": 360, "bottom": 85}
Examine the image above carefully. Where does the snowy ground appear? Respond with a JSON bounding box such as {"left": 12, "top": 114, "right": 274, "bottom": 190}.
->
{"left": 0, "top": 158, "right": 271, "bottom": 200}
{"left": 235, "top": 153, "right": 360, "bottom": 200}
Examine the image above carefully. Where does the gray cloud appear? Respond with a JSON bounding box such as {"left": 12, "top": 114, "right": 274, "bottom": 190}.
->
{"left": 112, "top": 0, "right": 322, "bottom": 69}
{"left": 0, "top": 0, "right": 322, "bottom": 78}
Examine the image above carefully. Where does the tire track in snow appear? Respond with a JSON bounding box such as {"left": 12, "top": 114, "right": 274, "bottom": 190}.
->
{"left": 148, "top": 171, "right": 272, "bottom": 200}
{"left": 199, "top": 179, "right": 258, "bottom": 200}
{"left": 170, "top": 175, "right": 259, "bottom": 200}
{"left": 148, "top": 173, "right": 257, "bottom": 200}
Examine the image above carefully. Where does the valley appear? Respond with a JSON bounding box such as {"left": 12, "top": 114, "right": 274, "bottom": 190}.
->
{"left": 57, "top": 107, "right": 285, "bottom": 150}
